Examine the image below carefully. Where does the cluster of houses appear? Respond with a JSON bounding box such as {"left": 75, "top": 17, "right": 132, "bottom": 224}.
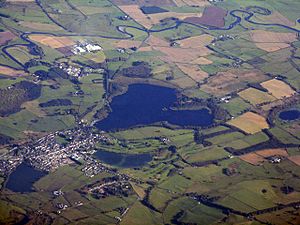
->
{"left": 0, "top": 126, "right": 116, "bottom": 176}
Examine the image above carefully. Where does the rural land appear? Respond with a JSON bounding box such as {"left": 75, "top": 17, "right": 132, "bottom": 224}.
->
{"left": 0, "top": 0, "right": 300, "bottom": 224}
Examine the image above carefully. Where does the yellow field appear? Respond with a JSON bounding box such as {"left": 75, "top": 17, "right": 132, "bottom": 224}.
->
{"left": 238, "top": 87, "right": 276, "bottom": 105}
{"left": 176, "top": 63, "right": 208, "bottom": 82}
{"left": 0, "top": 65, "right": 26, "bottom": 77}
{"left": 177, "top": 34, "right": 214, "bottom": 48}
{"left": 260, "top": 79, "right": 296, "bottom": 99}
{"left": 29, "top": 35, "right": 75, "bottom": 49}
{"left": 227, "top": 112, "right": 269, "bottom": 134}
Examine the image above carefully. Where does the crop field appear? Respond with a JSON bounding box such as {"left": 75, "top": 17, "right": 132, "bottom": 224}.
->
{"left": 238, "top": 87, "right": 276, "bottom": 105}
{"left": 250, "top": 30, "right": 297, "bottom": 52}
{"left": 178, "top": 34, "right": 214, "bottom": 48}
{"left": 29, "top": 35, "right": 75, "bottom": 49}
{"left": 240, "top": 148, "right": 289, "bottom": 165}
{"left": 18, "top": 21, "right": 63, "bottom": 31}
{"left": 227, "top": 112, "right": 269, "bottom": 134}
{"left": 176, "top": 63, "right": 208, "bottom": 82}
{"left": 201, "top": 70, "right": 268, "bottom": 97}
{"left": 260, "top": 79, "right": 296, "bottom": 99}
{"left": 288, "top": 155, "right": 300, "bottom": 166}
{"left": 0, "top": 31, "right": 16, "bottom": 45}
{"left": 184, "top": 6, "right": 227, "bottom": 28}
{"left": 0, "top": 65, "right": 26, "bottom": 77}
{"left": 174, "top": 0, "right": 209, "bottom": 7}
{"left": 239, "top": 153, "right": 265, "bottom": 165}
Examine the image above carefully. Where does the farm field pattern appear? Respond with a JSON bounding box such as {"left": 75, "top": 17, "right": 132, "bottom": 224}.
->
{"left": 0, "top": 0, "right": 300, "bottom": 224}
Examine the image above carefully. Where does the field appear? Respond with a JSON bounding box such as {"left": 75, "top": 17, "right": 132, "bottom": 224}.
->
{"left": 111, "top": 0, "right": 176, "bottom": 6}
{"left": 0, "top": 31, "right": 16, "bottom": 45}
{"left": 176, "top": 63, "right": 208, "bottom": 82}
{"left": 227, "top": 112, "right": 269, "bottom": 134}
{"left": 221, "top": 97, "right": 251, "bottom": 116}
{"left": 238, "top": 87, "right": 276, "bottom": 105}
{"left": 250, "top": 30, "right": 297, "bottom": 52}
{"left": 184, "top": 6, "right": 227, "bottom": 28}
{"left": 178, "top": 34, "right": 214, "bottom": 48}
{"left": 0, "top": 66, "right": 26, "bottom": 77}
{"left": 201, "top": 70, "right": 268, "bottom": 97}
{"left": 175, "top": 0, "right": 210, "bottom": 7}
{"left": 288, "top": 155, "right": 300, "bottom": 166}
{"left": 29, "top": 35, "right": 75, "bottom": 49}
{"left": 18, "top": 21, "right": 63, "bottom": 31}
{"left": 260, "top": 79, "right": 296, "bottom": 99}
{"left": 240, "top": 148, "right": 289, "bottom": 165}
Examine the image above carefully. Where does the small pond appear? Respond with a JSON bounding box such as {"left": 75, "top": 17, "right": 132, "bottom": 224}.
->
{"left": 279, "top": 109, "right": 300, "bottom": 121}
{"left": 5, "top": 163, "right": 46, "bottom": 193}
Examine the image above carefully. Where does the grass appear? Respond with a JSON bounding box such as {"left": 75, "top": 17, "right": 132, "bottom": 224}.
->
{"left": 184, "top": 146, "right": 229, "bottom": 163}
{"left": 159, "top": 174, "right": 192, "bottom": 193}
{"left": 121, "top": 201, "right": 162, "bottom": 225}
{"left": 221, "top": 97, "right": 251, "bottom": 116}
{"left": 180, "top": 203, "right": 225, "bottom": 225}
{"left": 149, "top": 188, "right": 174, "bottom": 211}
{"left": 225, "top": 131, "right": 269, "bottom": 151}
{"left": 218, "top": 180, "right": 279, "bottom": 212}
{"left": 238, "top": 87, "right": 276, "bottom": 105}
{"left": 269, "top": 127, "right": 300, "bottom": 145}
{"left": 206, "top": 132, "right": 245, "bottom": 145}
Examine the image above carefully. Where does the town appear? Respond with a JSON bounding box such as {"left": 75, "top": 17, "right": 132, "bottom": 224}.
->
{"left": 0, "top": 125, "right": 116, "bottom": 177}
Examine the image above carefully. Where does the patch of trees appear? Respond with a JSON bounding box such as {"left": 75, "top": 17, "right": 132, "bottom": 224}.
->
{"left": 34, "top": 70, "right": 49, "bottom": 80}
{"left": 28, "top": 44, "right": 44, "bottom": 57}
{"left": 174, "top": 96, "right": 230, "bottom": 122}
{"left": 247, "top": 83, "right": 268, "bottom": 92}
{"left": 0, "top": 0, "right": 6, "bottom": 8}
{"left": 39, "top": 99, "right": 72, "bottom": 107}
{"left": 0, "top": 133, "right": 13, "bottom": 145}
{"left": 121, "top": 61, "right": 152, "bottom": 78}
{"left": 0, "top": 81, "right": 41, "bottom": 116}
{"left": 280, "top": 186, "right": 294, "bottom": 194}
{"left": 48, "top": 67, "right": 68, "bottom": 79}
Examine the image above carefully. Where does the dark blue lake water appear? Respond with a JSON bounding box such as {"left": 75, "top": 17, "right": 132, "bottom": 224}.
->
{"left": 5, "top": 163, "right": 46, "bottom": 193}
{"left": 95, "top": 84, "right": 213, "bottom": 131}
{"left": 94, "top": 150, "right": 152, "bottom": 168}
{"left": 279, "top": 110, "right": 300, "bottom": 121}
